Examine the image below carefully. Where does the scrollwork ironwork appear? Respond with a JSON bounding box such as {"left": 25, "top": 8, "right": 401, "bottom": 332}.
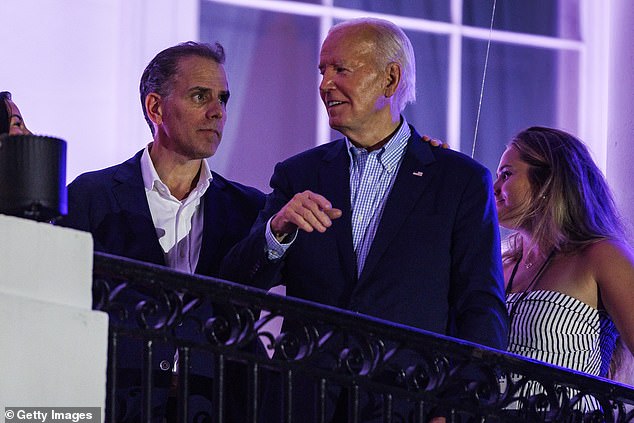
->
{"left": 92, "top": 252, "right": 634, "bottom": 422}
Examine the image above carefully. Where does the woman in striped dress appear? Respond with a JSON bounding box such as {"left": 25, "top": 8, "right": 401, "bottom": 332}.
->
{"left": 493, "top": 126, "right": 634, "bottom": 411}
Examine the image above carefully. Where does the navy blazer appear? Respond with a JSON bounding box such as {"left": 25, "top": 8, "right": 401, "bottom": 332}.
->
{"left": 222, "top": 126, "right": 507, "bottom": 346}
{"left": 62, "top": 149, "right": 265, "bottom": 422}
{"left": 63, "top": 149, "right": 265, "bottom": 278}
{"left": 221, "top": 126, "right": 509, "bottom": 420}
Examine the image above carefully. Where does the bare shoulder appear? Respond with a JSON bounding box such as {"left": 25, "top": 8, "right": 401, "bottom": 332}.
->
{"left": 583, "top": 239, "right": 634, "bottom": 299}
{"left": 585, "top": 239, "right": 634, "bottom": 355}
{"left": 584, "top": 239, "right": 634, "bottom": 270}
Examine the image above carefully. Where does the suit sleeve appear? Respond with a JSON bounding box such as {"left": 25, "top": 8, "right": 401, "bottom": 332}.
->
{"left": 220, "top": 161, "right": 295, "bottom": 289}
{"left": 447, "top": 166, "right": 509, "bottom": 350}
{"left": 60, "top": 175, "right": 112, "bottom": 253}
{"left": 60, "top": 176, "right": 92, "bottom": 233}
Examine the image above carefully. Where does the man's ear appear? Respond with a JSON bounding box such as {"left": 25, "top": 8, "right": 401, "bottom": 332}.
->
{"left": 384, "top": 62, "right": 401, "bottom": 98}
{"left": 145, "top": 93, "right": 163, "bottom": 127}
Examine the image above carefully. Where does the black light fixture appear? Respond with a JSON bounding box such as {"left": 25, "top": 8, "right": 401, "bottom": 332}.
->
{"left": 0, "top": 134, "right": 67, "bottom": 222}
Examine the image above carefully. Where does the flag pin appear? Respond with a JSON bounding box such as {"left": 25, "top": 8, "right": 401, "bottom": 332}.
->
{"left": 412, "top": 171, "right": 424, "bottom": 177}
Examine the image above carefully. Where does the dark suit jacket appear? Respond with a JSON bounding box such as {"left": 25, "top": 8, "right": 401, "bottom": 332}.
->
{"left": 221, "top": 125, "right": 508, "bottom": 421}
{"left": 62, "top": 149, "right": 265, "bottom": 422}
{"left": 63, "top": 149, "right": 264, "bottom": 278}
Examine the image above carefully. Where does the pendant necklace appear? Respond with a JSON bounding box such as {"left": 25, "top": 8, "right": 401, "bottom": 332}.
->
{"left": 507, "top": 250, "right": 555, "bottom": 322}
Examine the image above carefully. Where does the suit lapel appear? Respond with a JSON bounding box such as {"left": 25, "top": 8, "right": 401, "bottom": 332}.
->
{"left": 358, "top": 129, "right": 436, "bottom": 284}
{"left": 112, "top": 151, "right": 165, "bottom": 265}
{"left": 195, "top": 176, "right": 226, "bottom": 276}
{"left": 318, "top": 141, "right": 356, "bottom": 283}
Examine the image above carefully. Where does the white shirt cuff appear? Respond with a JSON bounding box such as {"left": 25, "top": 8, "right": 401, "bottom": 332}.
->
{"left": 264, "top": 215, "right": 297, "bottom": 260}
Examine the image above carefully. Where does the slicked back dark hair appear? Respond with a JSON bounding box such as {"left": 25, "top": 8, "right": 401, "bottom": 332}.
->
{"left": 140, "top": 41, "right": 226, "bottom": 135}
{"left": 0, "top": 91, "right": 12, "bottom": 135}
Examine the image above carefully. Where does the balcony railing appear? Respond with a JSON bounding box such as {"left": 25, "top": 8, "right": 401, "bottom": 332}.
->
{"left": 92, "top": 252, "right": 634, "bottom": 423}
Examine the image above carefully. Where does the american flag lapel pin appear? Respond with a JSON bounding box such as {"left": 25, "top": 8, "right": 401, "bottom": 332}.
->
{"left": 412, "top": 171, "right": 424, "bottom": 177}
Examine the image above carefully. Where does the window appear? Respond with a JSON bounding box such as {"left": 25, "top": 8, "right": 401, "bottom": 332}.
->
{"left": 200, "top": 0, "right": 601, "bottom": 191}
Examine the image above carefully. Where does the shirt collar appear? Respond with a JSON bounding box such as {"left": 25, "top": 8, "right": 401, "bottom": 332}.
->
{"left": 345, "top": 117, "right": 411, "bottom": 173}
{"left": 140, "top": 143, "right": 213, "bottom": 199}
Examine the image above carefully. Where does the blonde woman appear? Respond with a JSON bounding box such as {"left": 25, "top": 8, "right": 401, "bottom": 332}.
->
{"left": 494, "top": 126, "right": 634, "bottom": 409}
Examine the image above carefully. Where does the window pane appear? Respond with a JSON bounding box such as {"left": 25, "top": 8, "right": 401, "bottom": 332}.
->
{"left": 463, "top": 0, "right": 579, "bottom": 39}
{"left": 461, "top": 40, "right": 560, "bottom": 174}
{"left": 200, "top": 3, "right": 320, "bottom": 192}
{"left": 402, "top": 30, "right": 449, "bottom": 142}
{"left": 555, "top": 49, "right": 580, "bottom": 134}
{"left": 334, "top": 0, "right": 450, "bottom": 21}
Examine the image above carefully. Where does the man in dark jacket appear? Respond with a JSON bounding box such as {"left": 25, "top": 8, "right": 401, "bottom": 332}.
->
{"left": 63, "top": 41, "right": 265, "bottom": 422}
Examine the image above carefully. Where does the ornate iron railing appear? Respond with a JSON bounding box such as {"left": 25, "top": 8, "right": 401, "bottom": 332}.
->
{"left": 92, "top": 252, "right": 634, "bottom": 423}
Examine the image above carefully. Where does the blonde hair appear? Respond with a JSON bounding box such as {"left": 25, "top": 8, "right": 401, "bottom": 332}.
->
{"left": 503, "top": 127, "right": 630, "bottom": 381}
{"left": 502, "top": 126, "right": 625, "bottom": 263}
{"left": 609, "top": 341, "right": 634, "bottom": 385}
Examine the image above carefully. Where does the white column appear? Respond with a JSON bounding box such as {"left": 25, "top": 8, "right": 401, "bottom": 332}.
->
{"left": 607, "top": 0, "right": 634, "bottom": 232}
{"left": 0, "top": 215, "right": 108, "bottom": 411}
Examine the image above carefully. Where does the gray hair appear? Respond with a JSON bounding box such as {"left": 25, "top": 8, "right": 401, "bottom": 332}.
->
{"left": 330, "top": 18, "right": 416, "bottom": 112}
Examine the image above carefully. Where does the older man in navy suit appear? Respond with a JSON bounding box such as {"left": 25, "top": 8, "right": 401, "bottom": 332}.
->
{"left": 63, "top": 42, "right": 264, "bottom": 422}
{"left": 221, "top": 18, "right": 508, "bottom": 422}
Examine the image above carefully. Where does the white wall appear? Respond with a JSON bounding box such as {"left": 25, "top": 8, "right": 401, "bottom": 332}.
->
{"left": 607, "top": 0, "right": 634, "bottom": 233}
{"left": 0, "top": 0, "right": 199, "bottom": 183}
{"left": 0, "top": 215, "right": 108, "bottom": 410}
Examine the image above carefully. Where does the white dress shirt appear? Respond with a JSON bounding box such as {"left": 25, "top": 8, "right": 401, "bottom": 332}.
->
{"left": 140, "top": 145, "right": 212, "bottom": 274}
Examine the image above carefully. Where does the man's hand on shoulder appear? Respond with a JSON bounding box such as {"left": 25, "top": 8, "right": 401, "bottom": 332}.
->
{"left": 270, "top": 190, "right": 342, "bottom": 238}
{"left": 421, "top": 134, "right": 450, "bottom": 149}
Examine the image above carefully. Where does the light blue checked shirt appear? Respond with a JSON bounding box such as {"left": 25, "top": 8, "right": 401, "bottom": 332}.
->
{"left": 347, "top": 118, "right": 410, "bottom": 276}
{"left": 265, "top": 118, "right": 411, "bottom": 275}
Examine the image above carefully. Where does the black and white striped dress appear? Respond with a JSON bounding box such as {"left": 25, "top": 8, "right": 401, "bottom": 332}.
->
{"left": 505, "top": 289, "right": 619, "bottom": 410}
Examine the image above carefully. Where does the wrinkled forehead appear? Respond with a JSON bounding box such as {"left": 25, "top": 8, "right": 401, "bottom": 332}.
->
{"left": 320, "top": 25, "right": 379, "bottom": 67}
{"left": 172, "top": 55, "right": 228, "bottom": 88}
{"left": 324, "top": 24, "right": 376, "bottom": 48}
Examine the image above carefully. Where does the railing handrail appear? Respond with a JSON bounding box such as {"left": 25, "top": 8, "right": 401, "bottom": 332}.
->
{"left": 92, "top": 251, "right": 634, "bottom": 421}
